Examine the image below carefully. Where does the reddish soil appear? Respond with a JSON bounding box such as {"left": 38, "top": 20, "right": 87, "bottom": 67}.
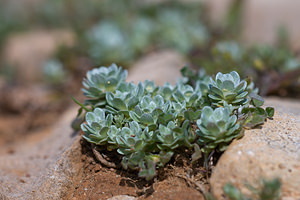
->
{"left": 66, "top": 139, "right": 209, "bottom": 200}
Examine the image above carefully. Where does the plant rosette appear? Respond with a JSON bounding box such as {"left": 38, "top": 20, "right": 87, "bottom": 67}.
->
{"left": 73, "top": 63, "right": 274, "bottom": 180}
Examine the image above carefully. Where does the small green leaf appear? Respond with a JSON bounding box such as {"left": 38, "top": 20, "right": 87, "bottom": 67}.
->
{"left": 244, "top": 113, "right": 265, "bottom": 128}
{"left": 223, "top": 183, "right": 246, "bottom": 200}
{"left": 111, "top": 98, "right": 127, "bottom": 111}
{"left": 140, "top": 113, "right": 154, "bottom": 125}
{"left": 71, "top": 96, "right": 91, "bottom": 112}
{"left": 250, "top": 92, "right": 264, "bottom": 107}
{"left": 266, "top": 107, "right": 275, "bottom": 118}
{"left": 192, "top": 143, "right": 202, "bottom": 163}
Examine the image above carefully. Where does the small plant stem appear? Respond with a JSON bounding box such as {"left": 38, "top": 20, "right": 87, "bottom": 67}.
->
{"left": 91, "top": 144, "right": 119, "bottom": 168}
{"left": 175, "top": 174, "right": 207, "bottom": 195}
{"left": 71, "top": 96, "right": 91, "bottom": 112}
{"left": 204, "top": 153, "right": 208, "bottom": 170}
{"left": 207, "top": 150, "right": 215, "bottom": 165}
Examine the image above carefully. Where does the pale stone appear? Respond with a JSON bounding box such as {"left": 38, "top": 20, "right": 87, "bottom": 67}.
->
{"left": 210, "top": 99, "right": 300, "bottom": 199}
{"left": 3, "top": 30, "right": 75, "bottom": 83}
{"left": 0, "top": 107, "right": 78, "bottom": 199}
{"left": 242, "top": 0, "right": 300, "bottom": 51}
{"left": 203, "top": 0, "right": 233, "bottom": 26}
{"left": 107, "top": 195, "right": 137, "bottom": 200}
{"left": 264, "top": 97, "right": 300, "bottom": 117}
{"left": 127, "top": 50, "right": 187, "bottom": 85}
{"left": 204, "top": 0, "right": 300, "bottom": 51}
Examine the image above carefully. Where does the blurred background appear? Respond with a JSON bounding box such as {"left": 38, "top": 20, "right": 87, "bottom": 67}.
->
{"left": 0, "top": 0, "right": 300, "bottom": 148}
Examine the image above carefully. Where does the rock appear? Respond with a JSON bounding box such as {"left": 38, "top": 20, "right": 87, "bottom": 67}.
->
{"left": 3, "top": 29, "right": 75, "bottom": 83}
{"left": 0, "top": 107, "right": 78, "bottom": 199}
{"left": 142, "top": 0, "right": 200, "bottom": 4}
{"left": 31, "top": 136, "right": 82, "bottom": 200}
{"left": 204, "top": 0, "right": 233, "bottom": 26}
{"left": 0, "top": 85, "right": 54, "bottom": 113}
{"left": 127, "top": 50, "right": 187, "bottom": 85}
{"left": 264, "top": 97, "right": 300, "bottom": 117}
{"left": 210, "top": 98, "right": 300, "bottom": 199}
{"left": 205, "top": 0, "right": 300, "bottom": 51}
{"left": 242, "top": 0, "right": 300, "bottom": 51}
{"left": 107, "top": 195, "right": 137, "bottom": 200}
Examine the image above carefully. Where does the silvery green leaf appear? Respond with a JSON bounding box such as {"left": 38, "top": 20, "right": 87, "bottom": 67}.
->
{"left": 94, "top": 108, "right": 105, "bottom": 119}
{"left": 127, "top": 97, "right": 139, "bottom": 110}
{"left": 129, "top": 121, "right": 140, "bottom": 133}
{"left": 136, "top": 82, "right": 145, "bottom": 98}
{"left": 140, "top": 113, "right": 154, "bottom": 124}
{"left": 235, "top": 81, "right": 247, "bottom": 92}
{"left": 183, "top": 109, "right": 201, "bottom": 121}
{"left": 209, "top": 86, "right": 223, "bottom": 98}
{"left": 129, "top": 111, "right": 140, "bottom": 122}
{"left": 249, "top": 92, "right": 264, "bottom": 107}
{"left": 192, "top": 143, "right": 202, "bottom": 163}
{"left": 222, "top": 80, "right": 235, "bottom": 90}
{"left": 161, "top": 87, "right": 173, "bottom": 100}
{"left": 229, "top": 71, "right": 240, "bottom": 84}
{"left": 266, "top": 107, "right": 274, "bottom": 118}
{"left": 86, "top": 112, "right": 96, "bottom": 126}
{"left": 91, "top": 122, "right": 101, "bottom": 132}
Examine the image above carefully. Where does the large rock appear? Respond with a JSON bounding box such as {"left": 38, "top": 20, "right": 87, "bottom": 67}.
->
{"left": 264, "top": 97, "right": 300, "bottom": 117}
{"left": 204, "top": 0, "right": 233, "bottom": 27}
{"left": 0, "top": 107, "right": 78, "bottom": 199}
{"left": 205, "top": 0, "right": 300, "bottom": 51}
{"left": 210, "top": 98, "right": 300, "bottom": 199}
{"left": 241, "top": 0, "right": 300, "bottom": 51}
{"left": 2, "top": 30, "right": 75, "bottom": 83}
{"left": 107, "top": 195, "right": 137, "bottom": 200}
{"left": 127, "top": 50, "right": 187, "bottom": 85}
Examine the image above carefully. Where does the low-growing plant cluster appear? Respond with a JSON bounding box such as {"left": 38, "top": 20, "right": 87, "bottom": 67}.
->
{"left": 74, "top": 64, "right": 274, "bottom": 181}
{"left": 191, "top": 41, "right": 300, "bottom": 96}
{"left": 206, "top": 178, "right": 281, "bottom": 200}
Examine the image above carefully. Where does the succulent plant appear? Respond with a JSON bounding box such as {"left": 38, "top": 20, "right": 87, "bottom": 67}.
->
{"left": 157, "top": 8, "right": 208, "bottom": 53}
{"left": 105, "top": 82, "right": 144, "bottom": 114}
{"left": 82, "top": 64, "right": 127, "bottom": 107}
{"left": 196, "top": 106, "right": 241, "bottom": 155}
{"left": 208, "top": 71, "right": 249, "bottom": 107}
{"left": 42, "top": 59, "right": 66, "bottom": 85}
{"left": 81, "top": 108, "right": 113, "bottom": 145}
{"left": 213, "top": 41, "right": 243, "bottom": 62}
{"left": 157, "top": 83, "right": 174, "bottom": 101}
{"left": 156, "top": 121, "right": 182, "bottom": 150}
{"left": 129, "top": 95, "right": 166, "bottom": 122}
{"left": 220, "top": 178, "right": 281, "bottom": 200}
{"left": 76, "top": 65, "right": 273, "bottom": 181}
{"left": 143, "top": 80, "right": 160, "bottom": 96}
{"left": 172, "top": 83, "right": 202, "bottom": 107}
{"left": 87, "top": 20, "right": 133, "bottom": 63}
{"left": 115, "top": 121, "right": 147, "bottom": 155}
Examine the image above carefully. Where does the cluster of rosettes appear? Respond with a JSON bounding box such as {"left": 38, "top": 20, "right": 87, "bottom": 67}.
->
{"left": 77, "top": 64, "right": 273, "bottom": 180}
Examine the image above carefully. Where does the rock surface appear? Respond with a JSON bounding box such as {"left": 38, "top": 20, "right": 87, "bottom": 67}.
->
{"left": 3, "top": 29, "right": 75, "bottom": 83}
{"left": 205, "top": 0, "right": 300, "bottom": 51}
{"left": 107, "top": 195, "right": 137, "bottom": 200}
{"left": 210, "top": 98, "right": 300, "bottom": 199}
{"left": 0, "top": 107, "right": 78, "bottom": 199}
{"left": 127, "top": 50, "right": 187, "bottom": 85}
{"left": 241, "top": 0, "right": 300, "bottom": 51}
{"left": 265, "top": 97, "right": 300, "bottom": 117}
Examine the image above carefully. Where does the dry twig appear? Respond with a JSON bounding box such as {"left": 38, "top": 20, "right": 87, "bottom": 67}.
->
{"left": 175, "top": 174, "right": 208, "bottom": 195}
{"left": 91, "top": 144, "right": 119, "bottom": 168}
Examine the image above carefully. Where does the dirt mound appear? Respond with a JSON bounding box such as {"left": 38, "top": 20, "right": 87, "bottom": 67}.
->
{"left": 65, "top": 139, "right": 207, "bottom": 200}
